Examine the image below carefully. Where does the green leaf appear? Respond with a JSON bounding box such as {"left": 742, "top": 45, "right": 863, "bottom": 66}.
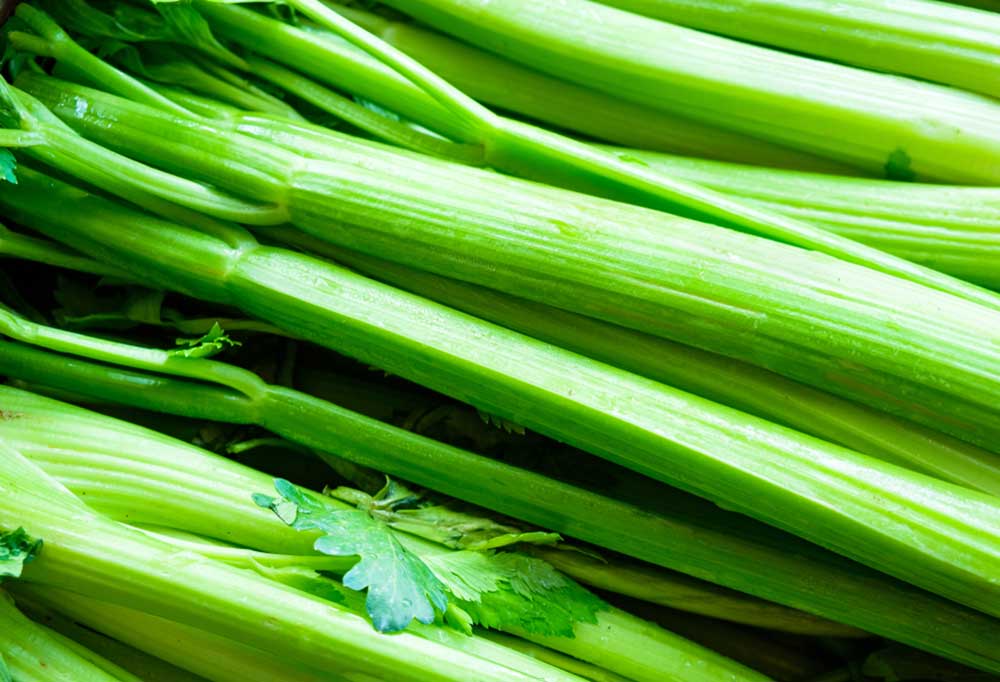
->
{"left": 424, "top": 551, "right": 606, "bottom": 638}
{"left": 327, "top": 483, "right": 560, "bottom": 551}
{"left": 0, "top": 151, "right": 16, "bottom": 185}
{"left": 255, "top": 479, "right": 449, "bottom": 633}
{"left": 0, "top": 527, "right": 42, "bottom": 580}
{"left": 152, "top": 2, "right": 247, "bottom": 68}
{"left": 170, "top": 322, "right": 240, "bottom": 358}
{"left": 36, "top": 0, "right": 152, "bottom": 41}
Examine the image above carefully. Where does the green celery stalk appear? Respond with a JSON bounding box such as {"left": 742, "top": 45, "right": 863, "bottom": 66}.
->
{"left": 0, "top": 341, "right": 868, "bottom": 637}
{"left": 377, "top": 0, "right": 1000, "bottom": 184}
{"left": 0, "top": 445, "right": 589, "bottom": 682}
{"left": 0, "top": 590, "right": 139, "bottom": 682}
{"left": 14, "top": 588, "right": 360, "bottom": 682}
{"left": 288, "top": 235, "right": 1000, "bottom": 490}
{"left": 115, "top": 45, "right": 305, "bottom": 121}
{"left": 595, "top": 0, "right": 1000, "bottom": 99}
{"left": 80, "top": 2, "right": 1000, "bottom": 306}
{"left": 0, "top": 223, "right": 128, "bottom": 278}
{"left": 601, "top": 149, "right": 1000, "bottom": 290}
{"left": 15, "top": 597, "right": 213, "bottom": 682}
{"left": 0, "top": 388, "right": 771, "bottom": 682}
{"left": 7, "top": 4, "right": 194, "bottom": 117}
{"left": 3, "top": 172, "right": 1000, "bottom": 671}
{"left": 14, "top": 76, "right": 1000, "bottom": 448}
{"left": 199, "top": 1, "right": 852, "bottom": 171}
{"left": 476, "top": 632, "right": 632, "bottom": 682}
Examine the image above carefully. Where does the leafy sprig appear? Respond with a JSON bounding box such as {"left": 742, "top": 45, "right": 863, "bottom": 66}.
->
{"left": 0, "top": 527, "right": 42, "bottom": 579}
{"left": 254, "top": 479, "right": 448, "bottom": 633}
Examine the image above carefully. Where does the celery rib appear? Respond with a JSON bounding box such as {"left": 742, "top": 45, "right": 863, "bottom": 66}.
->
{"left": 383, "top": 0, "right": 1000, "bottom": 184}
{"left": 5, "top": 169, "right": 1000, "bottom": 653}
{"left": 597, "top": 0, "right": 1000, "bottom": 100}
{"left": 13, "top": 77, "right": 1000, "bottom": 449}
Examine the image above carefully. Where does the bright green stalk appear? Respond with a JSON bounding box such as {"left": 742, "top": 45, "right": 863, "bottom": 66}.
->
{"left": 293, "top": 236, "right": 1000, "bottom": 489}
{"left": 188, "top": 2, "right": 1000, "bottom": 304}
{"left": 477, "top": 632, "right": 632, "bottom": 682}
{"left": 0, "top": 446, "right": 587, "bottom": 682}
{"left": 3, "top": 175, "right": 1000, "bottom": 672}
{"left": 15, "top": 76, "right": 1000, "bottom": 447}
{"left": 0, "top": 591, "right": 137, "bottom": 682}
{"left": 596, "top": 0, "right": 1000, "bottom": 100}
{"left": 0, "top": 224, "right": 129, "bottom": 278}
{"left": 121, "top": 47, "right": 305, "bottom": 121}
{"left": 0, "top": 340, "right": 863, "bottom": 639}
{"left": 0, "top": 389, "right": 771, "bottom": 682}
{"left": 16, "top": 597, "right": 212, "bottom": 682}
{"left": 381, "top": 0, "right": 1000, "bottom": 185}
{"left": 1, "top": 85, "right": 286, "bottom": 228}
{"left": 603, "top": 149, "right": 1000, "bottom": 290}
{"left": 243, "top": 54, "right": 485, "bottom": 164}
{"left": 14, "top": 588, "right": 358, "bottom": 682}
{"left": 7, "top": 4, "right": 193, "bottom": 117}
{"left": 307, "top": 5, "right": 857, "bottom": 172}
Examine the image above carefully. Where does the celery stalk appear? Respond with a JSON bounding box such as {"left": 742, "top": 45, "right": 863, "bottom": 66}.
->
{"left": 0, "top": 344, "right": 866, "bottom": 639}
{"left": 200, "top": 1, "right": 851, "bottom": 171}
{"left": 4, "top": 170, "right": 1000, "bottom": 663}
{"left": 15, "top": 596, "right": 213, "bottom": 682}
{"left": 14, "top": 23, "right": 1000, "bottom": 312}
{"left": 0, "top": 591, "right": 134, "bottom": 682}
{"left": 14, "top": 588, "right": 361, "bottom": 682}
{"left": 0, "top": 389, "right": 771, "bottom": 682}
{"left": 10, "top": 77, "right": 1000, "bottom": 449}
{"left": 379, "top": 0, "right": 1000, "bottom": 184}
{"left": 294, "top": 237, "right": 1000, "bottom": 488}
{"left": 596, "top": 0, "right": 1000, "bottom": 99}
{"left": 602, "top": 149, "right": 1000, "bottom": 290}
{"left": 0, "top": 445, "right": 588, "bottom": 682}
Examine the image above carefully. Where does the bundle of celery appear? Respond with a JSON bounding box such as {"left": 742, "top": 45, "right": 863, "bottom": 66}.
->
{"left": 3, "top": 1, "right": 1000, "bottom": 681}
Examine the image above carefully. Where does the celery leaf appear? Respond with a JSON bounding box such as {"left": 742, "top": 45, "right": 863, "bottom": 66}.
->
{"left": 255, "top": 479, "right": 448, "bottom": 633}
{"left": 0, "top": 527, "right": 42, "bottom": 579}
{"left": 170, "top": 322, "right": 240, "bottom": 358}
{"left": 425, "top": 550, "right": 606, "bottom": 637}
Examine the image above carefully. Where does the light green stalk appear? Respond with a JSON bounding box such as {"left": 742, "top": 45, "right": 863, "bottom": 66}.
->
{"left": 13, "top": 588, "right": 361, "bottom": 682}
{"left": 380, "top": 0, "right": 1000, "bottom": 185}
{"left": 179, "top": 3, "right": 1000, "bottom": 303}
{"left": 285, "top": 233, "right": 1000, "bottom": 493}
{"left": 0, "top": 388, "right": 772, "bottom": 682}
{"left": 601, "top": 149, "right": 1000, "bottom": 290}
{"left": 10, "top": 77, "right": 1000, "bottom": 450}
{"left": 2, "top": 174, "right": 1000, "bottom": 672}
{"left": 596, "top": 0, "right": 1000, "bottom": 99}
{"left": 0, "top": 445, "right": 589, "bottom": 682}
{"left": 0, "top": 590, "right": 138, "bottom": 682}
{"left": 14, "top": 596, "right": 212, "bottom": 682}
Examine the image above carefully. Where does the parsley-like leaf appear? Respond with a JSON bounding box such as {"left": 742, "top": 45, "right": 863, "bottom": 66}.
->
{"left": 327, "top": 482, "right": 561, "bottom": 550}
{"left": 170, "top": 322, "right": 240, "bottom": 358}
{"left": 0, "top": 527, "right": 42, "bottom": 579}
{"left": 255, "top": 479, "right": 448, "bottom": 633}
{"left": 424, "top": 551, "right": 606, "bottom": 638}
